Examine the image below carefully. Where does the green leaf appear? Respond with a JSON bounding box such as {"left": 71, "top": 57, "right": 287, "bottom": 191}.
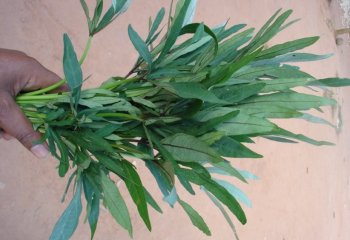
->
{"left": 217, "top": 23, "right": 247, "bottom": 40}
{"left": 144, "top": 187, "right": 163, "bottom": 213}
{"left": 211, "top": 161, "right": 246, "bottom": 183}
{"left": 160, "top": 82, "right": 226, "bottom": 104}
{"left": 251, "top": 9, "right": 282, "bottom": 43}
{"left": 128, "top": 25, "right": 153, "bottom": 70}
{"left": 240, "top": 92, "right": 336, "bottom": 110}
{"left": 175, "top": 166, "right": 196, "bottom": 194}
{"left": 263, "top": 136, "right": 298, "bottom": 143}
{"left": 121, "top": 160, "right": 151, "bottom": 230}
{"left": 63, "top": 33, "right": 83, "bottom": 110}
{"left": 212, "top": 28, "right": 254, "bottom": 66}
{"left": 248, "top": 9, "right": 293, "bottom": 52}
{"left": 156, "top": 0, "right": 192, "bottom": 63}
{"left": 212, "top": 82, "right": 266, "bottom": 103}
{"left": 252, "top": 53, "right": 332, "bottom": 66}
{"left": 233, "top": 64, "right": 313, "bottom": 79}
{"left": 194, "top": 107, "right": 232, "bottom": 122}
{"left": 212, "top": 136, "right": 262, "bottom": 158}
{"left": 203, "top": 180, "right": 246, "bottom": 224}
{"left": 161, "top": 133, "right": 224, "bottom": 163}
{"left": 163, "top": 187, "right": 178, "bottom": 207}
{"left": 207, "top": 48, "right": 263, "bottom": 86}
{"left": 93, "top": 153, "right": 125, "bottom": 178}
{"left": 112, "top": 0, "right": 131, "bottom": 13}
{"left": 91, "top": 0, "right": 104, "bottom": 32}
{"left": 257, "top": 36, "right": 319, "bottom": 60}
{"left": 207, "top": 167, "right": 259, "bottom": 181}
{"left": 180, "top": 23, "right": 218, "bottom": 52}
{"left": 48, "top": 128, "right": 69, "bottom": 177}
{"left": 93, "top": 0, "right": 131, "bottom": 35}
{"left": 195, "top": 111, "right": 240, "bottom": 136}
{"left": 204, "top": 190, "right": 240, "bottom": 240}
{"left": 80, "top": 0, "right": 91, "bottom": 32}
{"left": 145, "top": 160, "right": 174, "bottom": 198}
{"left": 61, "top": 171, "right": 77, "bottom": 203}
{"left": 191, "top": 23, "right": 205, "bottom": 42}
{"left": 214, "top": 179, "right": 252, "bottom": 208}
{"left": 50, "top": 180, "right": 82, "bottom": 240}
{"left": 216, "top": 112, "right": 277, "bottom": 136}
{"left": 95, "top": 124, "right": 122, "bottom": 137}
{"left": 83, "top": 175, "right": 100, "bottom": 240}
{"left": 307, "top": 78, "right": 350, "bottom": 87}
{"left": 100, "top": 171, "right": 133, "bottom": 236}
{"left": 182, "top": 168, "right": 247, "bottom": 224}
{"left": 259, "top": 78, "right": 311, "bottom": 93}
{"left": 300, "top": 113, "right": 336, "bottom": 128}
{"left": 270, "top": 127, "right": 334, "bottom": 146}
{"left": 199, "top": 131, "right": 225, "bottom": 145}
{"left": 146, "top": 8, "right": 166, "bottom": 43}
{"left": 93, "top": 6, "right": 114, "bottom": 34}
{"left": 178, "top": 199, "right": 211, "bottom": 236}
{"left": 183, "top": 0, "right": 197, "bottom": 25}
{"left": 237, "top": 104, "right": 302, "bottom": 119}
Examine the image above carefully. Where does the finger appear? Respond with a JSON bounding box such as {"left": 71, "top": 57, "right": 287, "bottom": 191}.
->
{"left": 22, "top": 60, "right": 68, "bottom": 93}
{"left": 22, "top": 61, "right": 60, "bottom": 90}
{"left": 0, "top": 91, "right": 49, "bottom": 158}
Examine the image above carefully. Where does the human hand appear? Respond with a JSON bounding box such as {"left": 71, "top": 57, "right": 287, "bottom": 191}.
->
{"left": 0, "top": 48, "right": 66, "bottom": 158}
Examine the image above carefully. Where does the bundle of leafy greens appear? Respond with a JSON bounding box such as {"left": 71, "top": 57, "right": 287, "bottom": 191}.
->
{"left": 16, "top": 0, "right": 350, "bottom": 239}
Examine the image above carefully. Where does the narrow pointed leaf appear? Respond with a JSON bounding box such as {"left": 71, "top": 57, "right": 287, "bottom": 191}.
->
{"left": 257, "top": 36, "right": 320, "bottom": 60}
{"left": 308, "top": 78, "right": 350, "bottom": 87}
{"left": 128, "top": 25, "right": 153, "bottom": 70}
{"left": 156, "top": 0, "right": 192, "bottom": 63}
{"left": 122, "top": 160, "right": 151, "bottom": 230}
{"left": 100, "top": 172, "right": 133, "bottom": 236}
{"left": 161, "top": 133, "right": 224, "bottom": 163}
{"left": 214, "top": 179, "right": 252, "bottom": 208}
{"left": 204, "top": 190, "right": 240, "bottom": 240}
{"left": 160, "top": 82, "right": 226, "bottom": 104}
{"left": 146, "top": 8, "right": 166, "bottom": 43}
{"left": 63, "top": 33, "right": 83, "bottom": 110}
{"left": 178, "top": 199, "right": 211, "bottom": 236}
{"left": 212, "top": 136, "right": 262, "bottom": 158}
{"left": 50, "top": 180, "right": 83, "bottom": 240}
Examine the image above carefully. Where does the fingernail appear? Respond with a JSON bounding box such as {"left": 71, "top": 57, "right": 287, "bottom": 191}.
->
{"left": 31, "top": 144, "right": 49, "bottom": 159}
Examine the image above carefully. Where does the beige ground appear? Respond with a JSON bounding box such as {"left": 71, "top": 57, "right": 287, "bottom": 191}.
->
{"left": 1, "top": 0, "right": 350, "bottom": 239}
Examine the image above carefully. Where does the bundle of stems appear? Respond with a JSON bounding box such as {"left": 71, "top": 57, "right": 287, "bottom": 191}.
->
{"left": 16, "top": 0, "right": 350, "bottom": 239}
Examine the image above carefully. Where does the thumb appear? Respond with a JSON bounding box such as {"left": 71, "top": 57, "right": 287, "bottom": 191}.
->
{"left": 0, "top": 91, "right": 49, "bottom": 158}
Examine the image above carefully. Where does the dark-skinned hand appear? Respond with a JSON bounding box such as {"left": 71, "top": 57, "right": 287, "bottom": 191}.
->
{"left": 0, "top": 48, "right": 67, "bottom": 158}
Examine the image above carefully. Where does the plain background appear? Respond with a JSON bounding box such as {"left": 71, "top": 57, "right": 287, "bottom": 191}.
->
{"left": 1, "top": 0, "right": 350, "bottom": 239}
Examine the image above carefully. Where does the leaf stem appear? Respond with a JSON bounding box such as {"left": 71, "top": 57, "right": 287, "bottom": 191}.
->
{"left": 100, "top": 77, "right": 139, "bottom": 90}
{"left": 79, "top": 36, "right": 93, "bottom": 65}
{"left": 19, "top": 36, "right": 93, "bottom": 97}
{"left": 16, "top": 93, "right": 68, "bottom": 101}
{"left": 97, "top": 112, "right": 142, "bottom": 121}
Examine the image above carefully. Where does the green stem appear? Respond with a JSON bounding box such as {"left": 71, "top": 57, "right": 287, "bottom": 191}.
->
{"left": 16, "top": 93, "right": 68, "bottom": 101}
{"left": 100, "top": 77, "right": 139, "bottom": 91}
{"left": 19, "top": 79, "right": 67, "bottom": 97}
{"left": 24, "top": 111, "right": 47, "bottom": 119}
{"left": 97, "top": 113, "right": 142, "bottom": 121}
{"left": 79, "top": 36, "right": 93, "bottom": 64}
{"left": 19, "top": 36, "right": 93, "bottom": 97}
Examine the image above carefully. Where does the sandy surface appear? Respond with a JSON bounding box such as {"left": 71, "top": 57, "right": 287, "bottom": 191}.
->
{"left": 0, "top": 0, "right": 350, "bottom": 239}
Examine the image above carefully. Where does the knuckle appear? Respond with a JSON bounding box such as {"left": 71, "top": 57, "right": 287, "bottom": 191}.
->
{"left": 15, "top": 130, "right": 38, "bottom": 147}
